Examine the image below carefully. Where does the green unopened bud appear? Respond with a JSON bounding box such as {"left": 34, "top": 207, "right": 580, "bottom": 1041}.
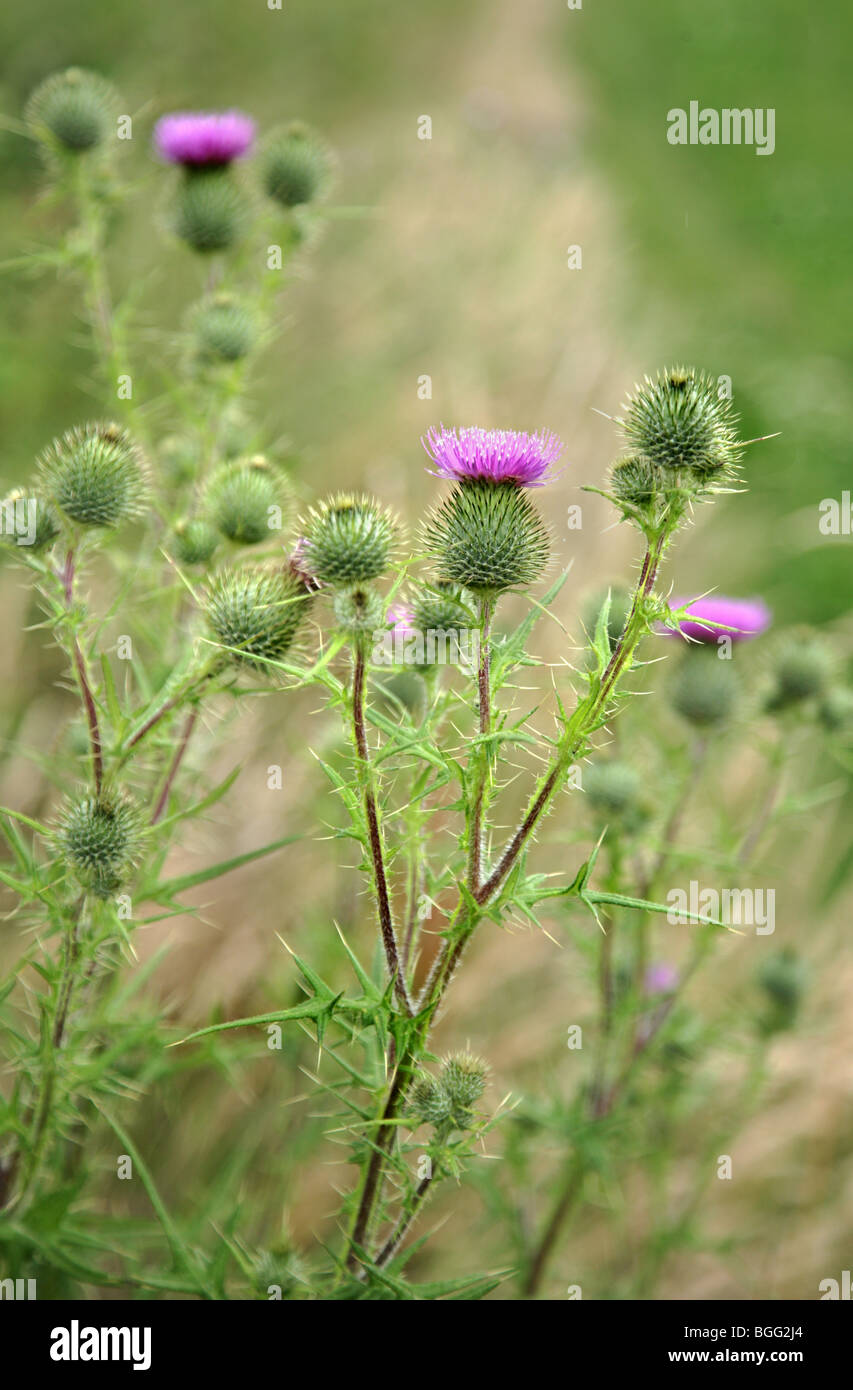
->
{"left": 619, "top": 368, "right": 741, "bottom": 478}
{"left": 192, "top": 295, "right": 256, "bottom": 363}
{"left": 38, "top": 422, "right": 148, "bottom": 528}
{"left": 26, "top": 68, "right": 117, "bottom": 153}
{"left": 818, "top": 686, "right": 853, "bottom": 733}
{"left": 206, "top": 457, "right": 288, "bottom": 545}
{"left": 441, "top": 1052, "right": 488, "bottom": 1113}
{"left": 422, "top": 480, "right": 549, "bottom": 598}
{"left": 333, "top": 585, "right": 384, "bottom": 635}
{"left": 411, "top": 580, "right": 475, "bottom": 633}
{"left": 302, "top": 495, "right": 396, "bottom": 586}
{"left": 756, "top": 948, "right": 806, "bottom": 1035}
{"left": 768, "top": 637, "right": 833, "bottom": 709}
{"left": 253, "top": 1246, "right": 307, "bottom": 1301}
{"left": 174, "top": 169, "right": 247, "bottom": 253}
{"left": 670, "top": 652, "right": 739, "bottom": 727}
{"left": 1, "top": 490, "right": 60, "bottom": 551}
{"left": 262, "top": 123, "right": 334, "bottom": 208}
{"left": 584, "top": 760, "right": 645, "bottom": 827}
{"left": 204, "top": 564, "right": 312, "bottom": 671}
{"left": 409, "top": 1056, "right": 488, "bottom": 1135}
{"left": 410, "top": 1076, "right": 453, "bottom": 1130}
{"left": 609, "top": 455, "right": 663, "bottom": 509}
{"left": 55, "top": 792, "right": 142, "bottom": 898}
{"left": 172, "top": 518, "right": 220, "bottom": 565}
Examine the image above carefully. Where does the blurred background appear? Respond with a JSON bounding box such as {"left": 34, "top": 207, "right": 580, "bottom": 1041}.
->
{"left": 0, "top": 0, "right": 851, "bottom": 1299}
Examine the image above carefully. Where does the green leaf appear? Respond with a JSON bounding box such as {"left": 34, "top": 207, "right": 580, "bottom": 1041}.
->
{"left": 141, "top": 833, "right": 305, "bottom": 903}
{"left": 171, "top": 998, "right": 328, "bottom": 1047}
{"left": 92, "top": 1102, "right": 215, "bottom": 1296}
{"left": 99, "top": 653, "right": 125, "bottom": 732}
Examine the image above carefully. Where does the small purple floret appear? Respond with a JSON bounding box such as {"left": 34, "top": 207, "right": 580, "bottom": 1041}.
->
{"left": 663, "top": 595, "right": 772, "bottom": 643}
{"left": 154, "top": 111, "right": 256, "bottom": 167}
{"left": 422, "top": 425, "right": 563, "bottom": 488}
{"left": 387, "top": 603, "right": 418, "bottom": 638}
{"left": 645, "top": 962, "right": 679, "bottom": 996}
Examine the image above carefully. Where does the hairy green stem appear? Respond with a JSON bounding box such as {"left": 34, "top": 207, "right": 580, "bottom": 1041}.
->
{"left": 346, "top": 530, "right": 669, "bottom": 1273}
{"left": 468, "top": 597, "right": 493, "bottom": 893}
{"left": 2, "top": 894, "right": 87, "bottom": 1214}
{"left": 351, "top": 640, "right": 414, "bottom": 1016}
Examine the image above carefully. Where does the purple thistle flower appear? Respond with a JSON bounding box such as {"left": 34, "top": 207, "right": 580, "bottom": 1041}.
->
{"left": 422, "top": 425, "right": 563, "bottom": 488}
{"left": 154, "top": 111, "right": 256, "bottom": 168}
{"left": 662, "top": 595, "right": 772, "bottom": 643}
{"left": 645, "top": 962, "right": 679, "bottom": 995}
{"left": 387, "top": 602, "right": 418, "bottom": 638}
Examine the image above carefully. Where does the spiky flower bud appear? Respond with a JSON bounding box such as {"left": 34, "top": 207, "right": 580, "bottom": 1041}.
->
{"left": 204, "top": 564, "right": 312, "bottom": 671}
{"left": 441, "top": 1052, "right": 488, "bottom": 1115}
{"left": 410, "top": 1076, "right": 454, "bottom": 1131}
{"left": 38, "top": 423, "right": 148, "bottom": 528}
{"left": 55, "top": 793, "right": 142, "bottom": 898}
{"left": 818, "top": 686, "right": 853, "bottom": 733}
{"left": 192, "top": 295, "right": 256, "bottom": 363}
{"left": 173, "top": 169, "right": 247, "bottom": 253}
{"left": 171, "top": 518, "right": 220, "bottom": 565}
{"left": 262, "top": 123, "right": 333, "bottom": 208}
{"left": 768, "top": 637, "right": 833, "bottom": 709}
{"left": 1, "top": 490, "right": 60, "bottom": 551}
{"left": 584, "top": 760, "right": 645, "bottom": 826}
{"left": 670, "top": 652, "right": 739, "bottom": 727}
{"left": 411, "top": 580, "right": 475, "bottom": 634}
{"left": 302, "top": 495, "right": 396, "bottom": 587}
{"left": 756, "top": 948, "right": 806, "bottom": 1036}
{"left": 26, "top": 68, "right": 117, "bottom": 153}
{"left": 206, "top": 458, "right": 288, "bottom": 545}
{"left": 422, "top": 481, "right": 549, "bottom": 598}
{"left": 333, "top": 585, "right": 385, "bottom": 635}
{"left": 409, "top": 1056, "right": 488, "bottom": 1135}
{"left": 609, "top": 455, "right": 663, "bottom": 510}
{"left": 619, "top": 368, "right": 741, "bottom": 478}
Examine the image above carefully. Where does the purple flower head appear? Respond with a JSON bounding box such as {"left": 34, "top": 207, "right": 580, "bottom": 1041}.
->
{"left": 663, "top": 595, "right": 772, "bottom": 644}
{"left": 422, "top": 425, "right": 563, "bottom": 488}
{"left": 387, "top": 602, "right": 418, "bottom": 638}
{"left": 645, "top": 962, "right": 678, "bottom": 996}
{"left": 154, "top": 111, "right": 256, "bottom": 168}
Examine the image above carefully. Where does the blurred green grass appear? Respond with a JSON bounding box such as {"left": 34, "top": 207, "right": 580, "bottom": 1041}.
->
{"left": 569, "top": 0, "right": 853, "bottom": 623}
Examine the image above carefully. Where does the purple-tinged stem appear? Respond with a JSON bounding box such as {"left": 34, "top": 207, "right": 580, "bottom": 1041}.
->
{"left": 151, "top": 707, "right": 199, "bottom": 825}
{"left": 351, "top": 641, "right": 414, "bottom": 1017}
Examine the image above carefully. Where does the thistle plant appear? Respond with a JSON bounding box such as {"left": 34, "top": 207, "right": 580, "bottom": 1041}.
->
{"left": 0, "top": 71, "right": 850, "bottom": 1306}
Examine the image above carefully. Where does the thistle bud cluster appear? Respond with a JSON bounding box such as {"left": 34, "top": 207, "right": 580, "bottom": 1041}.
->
{"left": 55, "top": 793, "right": 143, "bottom": 898}
{"left": 261, "top": 123, "right": 334, "bottom": 209}
{"left": 191, "top": 295, "right": 256, "bottom": 364}
{"left": 583, "top": 759, "right": 646, "bottom": 830}
{"left": 607, "top": 368, "right": 743, "bottom": 536}
{"left": 203, "top": 562, "right": 314, "bottom": 672}
{"left": 36, "top": 423, "right": 148, "bottom": 531}
{"left": 26, "top": 68, "right": 118, "bottom": 157}
{"left": 670, "top": 651, "right": 740, "bottom": 728}
{"left": 205, "top": 457, "right": 289, "bottom": 546}
{"left": 409, "top": 1053, "right": 489, "bottom": 1138}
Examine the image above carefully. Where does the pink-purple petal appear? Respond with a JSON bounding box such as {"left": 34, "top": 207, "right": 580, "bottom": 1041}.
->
{"left": 154, "top": 111, "right": 256, "bottom": 167}
{"left": 662, "top": 595, "right": 772, "bottom": 643}
{"left": 422, "top": 425, "right": 564, "bottom": 488}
